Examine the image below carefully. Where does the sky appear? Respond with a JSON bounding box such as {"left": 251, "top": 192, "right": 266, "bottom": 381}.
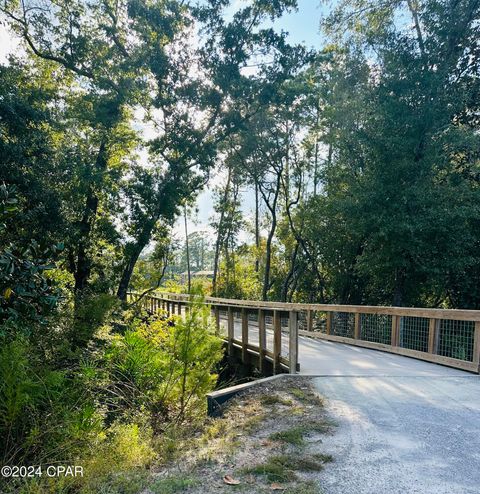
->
{"left": 0, "top": 1, "right": 329, "bottom": 245}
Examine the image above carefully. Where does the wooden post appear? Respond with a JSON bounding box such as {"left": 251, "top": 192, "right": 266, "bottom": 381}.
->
{"left": 214, "top": 306, "right": 220, "bottom": 335}
{"left": 428, "top": 318, "right": 438, "bottom": 354}
{"left": 307, "top": 310, "right": 313, "bottom": 332}
{"left": 473, "top": 321, "right": 480, "bottom": 371}
{"left": 354, "top": 313, "right": 361, "bottom": 340}
{"left": 258, "top": 309, "right": 266, "bottom": 374}
{"left": 391, "top": 315, "right": 399, "bottom": 346}
{"left": 241, "top": 308, "right": 249, "bottom": 364}
{"left": 326, "top": 312, "right": 332, "bottom": 335}
{"left": 227, "top": 307, "right": 234, "bottom": 356}
{"left": 273, "top": 310, "right": 282, "bottom": 374}
{"left": 289, "top": 310, "right": 298, "bottom": 374}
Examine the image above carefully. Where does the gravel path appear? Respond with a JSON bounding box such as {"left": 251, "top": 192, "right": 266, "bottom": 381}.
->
{"left": 313, "top": 375, "right": 480, "bottom": 494}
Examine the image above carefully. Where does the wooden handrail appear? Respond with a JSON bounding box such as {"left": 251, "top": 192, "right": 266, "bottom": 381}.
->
{"left": 127, "top": 292, "right": 480, "bottom": 374}
{"left": 146, "top": 291, "right": 480, "bottom": 321}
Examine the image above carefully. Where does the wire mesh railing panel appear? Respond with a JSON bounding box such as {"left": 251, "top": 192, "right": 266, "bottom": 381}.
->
{"left": 332, "top": 312, "right": 355, "bottom": 338}
{"left": 398, "top": 316, "right": 429, "bottom": 353}
{"left": 313, "top": 312, "right": 328, "bottom": 333}
{"left": 298, "top": 310, "right": 307, "bottom": 330}
{"left": 437, "top": 320, "right": 474, "bottom": 362}
{"left": 298, "top": 310, "right": 328, "bottom": 333}
{"left": 360, "top": 314, "right": 392, "bottom": 344}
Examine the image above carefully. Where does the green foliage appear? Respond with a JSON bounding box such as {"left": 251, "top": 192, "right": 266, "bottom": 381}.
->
{"left": 150, "top": 475, "right": 199, "bottom": 494}
{"left": 108, "top": 291, "right": 224, "bottom": 425}
{"left": 0, "top": 338, "right": 102, "bottom": 467}
{"left": 71, "top": 293, "right": 119, "bottom": 348}
{"left": 215, "top": 246, "right": 262, "bottom": 300}
{"left": 0, "top": 292, "right": 223, "bottom": 492}
{"left": 208, "top": 0, "right": 480, "bottom": 309}
{"left": 0, "top": 185, "right": 62, "bottom": 332}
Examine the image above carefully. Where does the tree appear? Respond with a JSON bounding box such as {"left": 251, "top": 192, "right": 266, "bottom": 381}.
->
{"left": 116, "top": 0, "right": 309, "bottom": 300}
{"left": 2, "top": 0, "right": 170, "bottom": 298}
{"left": 312, "top": 0, "right": 480, "bottom": 306}
{"left": 2, "top": 0, "right": 307, "bottom": 304}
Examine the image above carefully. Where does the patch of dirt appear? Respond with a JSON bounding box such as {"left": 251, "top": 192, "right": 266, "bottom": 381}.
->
{"left": 144, "top": 377, "right": 335, "bottom": 494}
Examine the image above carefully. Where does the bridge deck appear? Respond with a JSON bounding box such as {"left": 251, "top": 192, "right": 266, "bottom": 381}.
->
{"left": 297, "top": 335, "right": 470, "bottom": 376}
{"left": 226, "top": 316, "right": 471, "bottom": 376}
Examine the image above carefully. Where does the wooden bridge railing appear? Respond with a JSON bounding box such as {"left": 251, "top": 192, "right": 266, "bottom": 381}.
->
{"left": 128, "top": 292, "right": 480, "bottom": 374}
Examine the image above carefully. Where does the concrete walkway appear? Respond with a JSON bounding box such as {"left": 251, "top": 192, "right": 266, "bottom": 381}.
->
{"left": 297, "top": 336, "right": 470, "bottom": 376}
{"left": 222, "top": 315, "right": 480, "bottom": 492}
{"left": 305, "top": 341, "right": 480, "bottom": 494}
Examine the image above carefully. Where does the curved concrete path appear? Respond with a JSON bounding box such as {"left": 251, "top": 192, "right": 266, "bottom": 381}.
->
{"left": 221, "top": 314, "right": 480, "bottom": 492}
{"left": 303, "top": 340, "right": 480, "bottom": 494}
{"left": 297, "top": 336, "right": 471, "bottom": 376}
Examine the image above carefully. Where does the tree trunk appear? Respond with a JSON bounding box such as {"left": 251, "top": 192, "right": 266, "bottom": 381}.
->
{"left": 255, "top": 181, "right": 260, "bottom": 273}
{"left": 260, "top": 171, "right": 282, "bottom": 301}
{"left": 406, "top": 0, "right": 426, "bottom": 58}
{"left": 262, "top": 214, "right": 276, "bottom": 301}
{"left": 74, "top": 139, "right": 108, "bottom": 294}
{"left": 212, "top": 167, "right": 232, "bottom": 295}
{"left": 117, "top": 218, "right": 156, "bottom": 301}
{"left": 184, "top": 205, "right": 191, "bottom": 292}
{"left": 281, "top": 241, "right": 299, "bottom": 302}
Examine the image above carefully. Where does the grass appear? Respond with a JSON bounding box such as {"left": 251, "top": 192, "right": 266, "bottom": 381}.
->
{"left": 269, "top": 427, "right": 306, "bottom": 446}
{"left": 312, "top": 453, "right": 334, "bottom": 464}
{"left": 260, "top": 394, "right": 294, "bottom": 407}
{"left": 242, "top": 413, "right": 267, "bottom": 433}
{"left": 284, "top": 480, "right": 323, "bottom": 494}
{"left": 243, "top": 455, "right": 299, "bottom": 482}
{"left": 150, "top": 474, "right": 199, "bottom": 494}
{"left": 268, "top": 419, "right": 333, "bottom": 446}
{"left": 243, "top": 454, "right": 328, "bottom": 483}
{"left": 138, "top": 380, "right": 332, "bottom": 494}
{"left": 289, "top": 387, "right": 325, "bottom": 407}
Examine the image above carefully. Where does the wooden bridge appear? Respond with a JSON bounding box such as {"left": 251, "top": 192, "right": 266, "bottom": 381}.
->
{"left": 130, "top": 292, "right": 480, "bottom": 375}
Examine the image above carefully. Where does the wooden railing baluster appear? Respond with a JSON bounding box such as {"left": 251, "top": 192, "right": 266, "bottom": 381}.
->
{"left": 258, "top": 309, "right": 266, "bottom": 374}
{"left": 273, "top": 310, "right": 282, "bottom": 374}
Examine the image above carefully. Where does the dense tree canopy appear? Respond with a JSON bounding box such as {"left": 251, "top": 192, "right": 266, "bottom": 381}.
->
{"left": 1, "top": 0, "right": 479, "bottom": 310}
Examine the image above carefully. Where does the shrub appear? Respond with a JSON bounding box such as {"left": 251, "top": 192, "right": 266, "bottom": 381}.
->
{"left": 0, "top": 184, "right": 62, "bottom": 334}
{"left": 0, "top": 338, "right": 103, "bottom": 467}
{"left": 106, "top": 291, "right": 224, "bottom": 426}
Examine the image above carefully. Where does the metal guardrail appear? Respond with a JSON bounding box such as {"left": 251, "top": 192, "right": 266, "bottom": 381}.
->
{"left": 128, "top": 292, "right": 480, "bottom": 374}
